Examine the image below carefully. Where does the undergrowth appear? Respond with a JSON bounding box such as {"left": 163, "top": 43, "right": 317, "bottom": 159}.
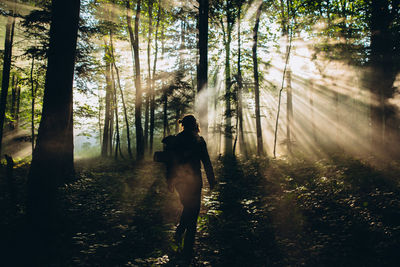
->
{"left": 0, "top": 155, "right": 399, "bottom": 266}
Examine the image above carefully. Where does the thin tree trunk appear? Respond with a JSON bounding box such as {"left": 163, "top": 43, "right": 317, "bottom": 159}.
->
{"left": 237, "top": 4, "right": 245, "bottom": 156}
{"left": 253, "top": 3, "right": 264, "bottom": 156}
{"left": 15, "top": 83, "right": 20, "bottom": 129}
{"left": 98, "top": 88, "right": 102, "bottom": 148}
{"left": 150, "top": 0, "right": 161, "bottom": 153}
{"left": 286, "top": 68, "right": 293, "bottom": 155}
{"left": 109, "top": 74, "right": 114, "bottom": 156}
{"left": 110, "top": 34, "right": 132, "bottom": 158}
{"left": 128, "top": 0, "right": 144, "bottom": 160}
{"left": 109, "top": 31, "right": 121, "bottom": 159}
{"left": 285, "top": 0, "right": 293, "bottom": 156}
{"left": 111, "top": 65, "right": 122, "bottom": 159}
{"left": 10, "top": 76, "right": 19, "bottom": 130}
{"left": 144, "top": 0, "right": 153, "bottom": 152}
{"left": 273, "top": 0, "right": 292, "bottom": 158}
{"left": 101, "top": 41, "right": 112, "bottom": 157}
{"left": 31, "top": 81, "right": 39, "bottom": 154}
{"left": 0, "top": 13, "right": 15, "bottom": 154}
{"left": 197, "top": 0, "right": 208, "bottom": 139}
{"left": 30, "top": 57, "right": 36, "bottom": 154}
{"left": 224, "top": 30, "right": 232, "bottom": 155}
{"left": 144, "top": 95, "right": 149, "bottom": 149}
{"left": 10, "top": 74, "right": 16, "bottom": 129}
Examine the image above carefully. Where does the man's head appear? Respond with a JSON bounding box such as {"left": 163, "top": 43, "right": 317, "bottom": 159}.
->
{"left": 179, "top": 114, "right": 200, "bottom": 133}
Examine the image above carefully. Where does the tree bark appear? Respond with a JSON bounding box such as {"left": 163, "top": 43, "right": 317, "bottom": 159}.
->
{"left": 286, "top": 69, "right": 293, "bottom": 155}
{"left": 285, "top": 0, "right": 293, "bottom": 156}
{"left": 10, "top": 74, "right": 16, "bottom": 130}
{"left": 109, "top": 31, "right": 131, "bottom": 158}
{"left": 15, "top": 83, "right": 20, "bottom": 129}
{"left": 114, "top": 60, "right": 132, "bottom": 159}
{"left": 197, "top": 0, "right": 208, "bottom": 139}
{"left": 150, "top": 0, "right": 161, "bottom": 153}
{"left": 222, "top": 15, "right": 233, "bottom": 155}
{"left": 131, "top": 0, "right": 144, "bottom": 160}
{"left": 111, "top": 65, "right": 122, "bottom": 159}
{"left": 252, "top": 2, "right": 264, "bottom": 156}
{"left": 101, "top": 41, "right": 112, "bottom": 157}
{"left": 0, "top": 13, "right": 15, "bottom": 154}
{"left": 30, "top": 57, "right": 37, "bottom": 154}
{"left": 144, "top": 0, "right": 153, "bottom": 152}
{"left": 369, "top": 0, "right": 395, "bottom": 156}
{"left": 237, "top": 4, "right": 245, "bottom": 156}
{"left": 27, "top": 0, "right": 80, "bottom": 230}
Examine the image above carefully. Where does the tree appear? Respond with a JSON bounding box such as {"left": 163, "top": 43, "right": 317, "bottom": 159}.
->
{"left": 101, "top": 39, "right": 113, "bottom": 157}
{"left": 211, "top": 0, "right": 239, "bottom": 155}
{"left": 127, "top": 0, "right": 144, "bottom": 160}
{"left": 27, "top": 0, "right": 80, "bottom": 225}
{"left": 197, "top": 0, "right": 209, "bottom": 138}
{"left": 0, "top": 11, "right": 16, "bottom": 154}
{"left": 252, "top": 1, "right": 264, "bottom": 156}
{"left": 368, "top": 0, "right": 398, "bottom": 157}
{"left": 150, "top": 0, "right": 162, "bottom": 153}
{"left": 144, "top": 0, "right": 154, "bottom": 151}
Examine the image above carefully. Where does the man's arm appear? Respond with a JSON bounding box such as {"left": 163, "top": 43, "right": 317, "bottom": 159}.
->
{"left": 200, "top": 139, "right": 216, "bottom": 189}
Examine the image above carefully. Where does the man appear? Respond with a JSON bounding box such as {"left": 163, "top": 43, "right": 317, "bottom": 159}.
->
{"left": 162, "top": 114, "right": 215, "bottom": 259}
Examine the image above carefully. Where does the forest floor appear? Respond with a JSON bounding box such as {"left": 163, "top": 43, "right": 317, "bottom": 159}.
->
{"left": 1, "top": 155, "right": 400, "bottom": 266}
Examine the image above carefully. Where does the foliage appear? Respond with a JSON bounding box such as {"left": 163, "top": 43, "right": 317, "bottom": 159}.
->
{"left": 2, "top": 155, "right": 399, "bottom": 265}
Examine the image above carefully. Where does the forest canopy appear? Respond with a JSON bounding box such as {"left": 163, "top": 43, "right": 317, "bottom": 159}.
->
{"left": 1, "top": 0, "right": 400, "bottom": 266}
{"left": 0, "top": 0, "right": 399, "bottom": 162}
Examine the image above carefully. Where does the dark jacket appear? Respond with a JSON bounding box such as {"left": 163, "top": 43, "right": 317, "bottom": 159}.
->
{"left": 162, "top": 131, "right": 215, "bottom": 189}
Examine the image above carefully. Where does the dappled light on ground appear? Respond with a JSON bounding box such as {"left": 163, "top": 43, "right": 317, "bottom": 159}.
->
{"left": 1, "top": 156, "right": 400, "bottom": 266}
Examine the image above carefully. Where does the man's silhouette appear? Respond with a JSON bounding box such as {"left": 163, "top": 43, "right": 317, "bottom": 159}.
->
{"left": 162, "top": 115, "right": 215, "bottom": 259}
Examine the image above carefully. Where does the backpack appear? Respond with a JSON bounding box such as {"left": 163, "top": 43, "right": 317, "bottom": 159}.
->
{"left": 153, "top": 135, "right": 178, "bottom": 163}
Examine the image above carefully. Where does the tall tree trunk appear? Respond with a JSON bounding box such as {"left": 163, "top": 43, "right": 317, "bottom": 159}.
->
{"left": 273, "top": 0, "right": 292, "bottom": 158}
{"left": 0, "top": 13, "right": 15, "bottom": 154}
{"left": 114, "top": 62, "right": 132, "bottom": 159}
{"left": 9, "top": 74, "right": 15, "bottom": 129}
{"left": 163, "top": 89, "right": 168, "bottom": 138}
{"left": 369, "top": 0, "right": 394, "bottom": 156}
{"left": 110, "top": 31, "right": 131, "bottom": 158}
{"left": 109, "top": 74, "right": 114, "bottom": 156}
{"left": 144, "top": 95, "right": 149, "bottom": 150}
{"left": 286, "top": 68, "right": 293, "bottom": 155}
{"left": 10, "top": 75, "right": 18, "bottom": 130}
{"left": 285, "top": 0, "right": 293, "bottom": 156}
{"left": 128, "top": 0, "right": 144, "bottom": 160}
{"left": 144, "top": 0, "right": 153, "bottom": 152}
{"left": 253, "top": 3, "right": 264, "bottom": 156}
{"left": 237, "top": 4, "right": 245, "bottom": 156}
{"left": 150, "top": 0, "right": 161, "bottom": 153}
{"left": 101, "top": 41, "right": 112, "bottom": 157}
{"left": 15, "top": 83, "right": 20, "bottom": 129}
{"left": 98, "top": 88, "right": 102, "bottom": 148}
{"left": 30, "top": 57, "right": 36, "bottom": 154}
{"left": 27, "top": 0, "right": 80, "bottom": 234}
{"left": 223, "top": 28, "right": 232, "bottom": 155}
{"left": 111, "top": 66, "right": 122, "bottom": 159}
{"left": 197, "top": 0, "right": 208, "bottom": 139}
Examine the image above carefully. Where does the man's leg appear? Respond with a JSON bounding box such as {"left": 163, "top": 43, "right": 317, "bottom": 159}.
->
{"left": 175, "top": 183, "right": 188, "bottom": 242}
{"left": 182, "top": 192, "right": 201, "bottom": 258}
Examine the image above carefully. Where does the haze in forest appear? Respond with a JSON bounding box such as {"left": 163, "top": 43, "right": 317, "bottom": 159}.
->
{"left": 1, "top": 0, "right": 399, "bottom": 162}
